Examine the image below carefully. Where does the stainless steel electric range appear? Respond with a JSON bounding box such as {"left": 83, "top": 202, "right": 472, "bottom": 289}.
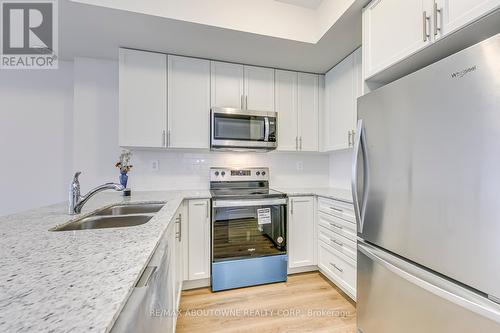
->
{"left": 210, "top": 167, "right": 287, "bottom": 291}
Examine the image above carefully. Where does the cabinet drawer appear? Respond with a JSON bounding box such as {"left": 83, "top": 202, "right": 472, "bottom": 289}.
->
{"left": 318, "top": 197, "right": 355, "bottom": 223}
{"left": 318, "top": 225, "right": 356, "bottom": 260}
{"left": 318, "top": 211, "right": 356, "bottom": 242}
{"left": 318, "top": 242, "right": 356, "bottom": 296}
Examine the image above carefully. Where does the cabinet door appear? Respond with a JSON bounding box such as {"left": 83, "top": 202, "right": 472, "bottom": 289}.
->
{"left": 297, "top": 73, "right": 319, "bottom": 152}
{"left": 434, "top": 0, "right": 500, "bottom": 39}
{"left": 275, "top": 70, "right": 298, "bottom": 151}
{"left": 188, "top": 199, "right": 211, "bottom": 280}
{"left": 288, "top": 196, "right": 316, "bottom": 268}
{"left": 168, "top": 56, "right": 210, "bottom": 149}
{"left": 119, "top": 48, "right": 167, "bottom": 147}
{"left": 324, "top": 54, "right": 355, "bottom": 151}
{"left": 210, "top": 61, "right": 244, "bottom": 109}
{"left": 363, "top": 0, "right": 431, "bottom": 79}
{"left": 244, "top": 65, "right": 275, "bottom": 111}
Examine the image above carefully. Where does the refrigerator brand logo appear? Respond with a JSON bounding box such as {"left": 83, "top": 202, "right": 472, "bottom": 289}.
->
{"left": 451, "top": 65, "right": 477, "bottom": 79}
{"left": 0, "top": 0, "right": 58, "bottom": 69}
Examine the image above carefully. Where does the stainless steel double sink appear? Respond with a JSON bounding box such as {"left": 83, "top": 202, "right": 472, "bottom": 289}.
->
{"left": 51, "top": 203, "right": 165, "bottom": 231}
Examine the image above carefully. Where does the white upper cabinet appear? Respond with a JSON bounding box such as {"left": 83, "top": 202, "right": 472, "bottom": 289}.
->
{"left": 275, "top": 70, "right": 298, "bottom": 151}
{"left": 323, "top": 48, "right": 362, "bottom": 152}
{"left": 297, "top": 73, "right": 319, "bottom": 152}
{"left": 434, "top": 0, "right": 500, "bottom": 39}
{"left": 244, "top": 66, "right": 275, "bottom": 111}
{"left": 288, "top": 196, "right": 316, "bottom": 268}
{"left": 210, "top": 61, "right": 275, "bottom": 111}
{"left": 363, "top": 0, "right": 500, "bottom": 80}
{"left": 363, "top": 0, "right": 431, "bottom": 80}
{"left": 210, "top": 61, "right": 244, "bottom": 109}
{"left": 168, "top": 55, "right": 210, "bottom": 149}
{"left": 275, "top": 71, "right": 320, "bottom": 152}
{"left": 119, "top": 48, "right": 167, "bottom": 148}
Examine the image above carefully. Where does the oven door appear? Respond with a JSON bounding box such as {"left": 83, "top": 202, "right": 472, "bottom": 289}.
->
{"left": 211, "top": 108, "right": 277, "bottom": 150}
{"left": 212, "top": 198, "right": 286, "bottom": 262}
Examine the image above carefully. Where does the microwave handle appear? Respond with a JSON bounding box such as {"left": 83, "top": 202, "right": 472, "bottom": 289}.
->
{"left": 264, "top": 117, "right": 270, "bottom": 142}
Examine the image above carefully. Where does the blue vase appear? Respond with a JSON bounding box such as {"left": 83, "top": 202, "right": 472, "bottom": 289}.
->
{"left": 119, "top": 172, "right": 128, "bottom": 188}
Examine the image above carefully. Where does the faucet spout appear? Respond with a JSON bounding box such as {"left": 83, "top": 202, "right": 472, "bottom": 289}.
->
{"left": 69, "top": 172, "right": 125, "bottom": 215}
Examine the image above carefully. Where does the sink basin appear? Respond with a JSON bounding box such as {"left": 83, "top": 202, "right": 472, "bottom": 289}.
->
{"left": 52, "top": 215, "right": 153, "bottom": 231}
{"left": 94, "top": 203, "right": 165, "bottom": 216}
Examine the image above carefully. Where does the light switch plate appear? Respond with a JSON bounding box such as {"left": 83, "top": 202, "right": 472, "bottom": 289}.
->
{"left": 150, "top": 160, "right": 160, "bottom": 172}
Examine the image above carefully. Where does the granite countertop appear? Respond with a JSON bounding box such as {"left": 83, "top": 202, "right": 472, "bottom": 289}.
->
{"left": 0, "top": 190, "right": 210, "bottom": 333}
{"left": 273, "top": 187, "right": 353, "bottom": 203}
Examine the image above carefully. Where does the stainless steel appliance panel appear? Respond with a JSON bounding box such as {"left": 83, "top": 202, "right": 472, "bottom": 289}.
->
{"left": 355, "top": 34, "right": 500, "bottom": 299}
{"left": 357, "top": 241, "right": 500, "bottom": 333}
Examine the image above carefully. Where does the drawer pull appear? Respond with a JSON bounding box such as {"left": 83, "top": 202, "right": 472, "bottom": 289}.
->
{"left": 330, "top": 206, "right": 343, "bottom": 213}
{"left": 329, "top": 223, "right": 343, "bottom": 229}
{"left": 331, "top": 239, "right": 343, "bottom": 247}
{"left": 330, "top": 263, "right": 343, "bottom": 273}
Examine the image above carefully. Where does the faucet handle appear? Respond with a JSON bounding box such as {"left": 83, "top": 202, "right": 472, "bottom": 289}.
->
{"left": 72, "top": 171, "right": 82, "bottom": 184}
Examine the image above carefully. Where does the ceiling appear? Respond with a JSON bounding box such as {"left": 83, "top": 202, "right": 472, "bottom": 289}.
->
{"left": 274, "top": 0, "right": 324, "bottom": 9}
{"left": 59, "top": 0, "right": 368, "bottom": 73}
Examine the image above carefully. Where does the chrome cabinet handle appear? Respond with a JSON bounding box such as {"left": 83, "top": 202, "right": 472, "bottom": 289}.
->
{"left": 330, "top": 263, "right": 343, "bottom": 273}
{"left": 348, "top": 131, "right": 352, "bottom": 146}
{"left": 240, "top": 95, "right": 244, "bottom": 109}
{"left": 331, "top": 239, "right": 343, "bottom": 247}
{"left": 330, "top": 206, "right": 343, "bottom": 213}
{"left": 329, "top": 222, "right": 343, "bottom": 230}
{"left": 433, "top": 2, "right": 441, "bottom": 36}
{"left": 299, "top": 137, "right": 303, "bottom": 150}
{"left": 295, "top": 136, "right": 298, "bottom": 151}
{"left": 175, "top": 214, "right": 182, "bottom": 242}
{"left": 162, "top": 130, "right": 166, "bottom": 147}
{"left": 245, "top": 96, "right": 248, "bottom": 110}
{"left": 423, "top": 11, "right": 430, "bottom": 42}
{"left": 290, "top": 199, "right": 294, "bottom": 215}
{"left": 167, "top": 130, "right": 171, "bottom": 147}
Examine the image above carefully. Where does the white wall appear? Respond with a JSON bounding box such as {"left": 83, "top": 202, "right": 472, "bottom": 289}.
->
{"left": 329, "top": 149, "right": 353, "bottom": 189}
{"left": 73, "top": 58, "right": 331, "bottom": 193}
{"left": 0, "top": 62, "right": 74, "bottom": 216}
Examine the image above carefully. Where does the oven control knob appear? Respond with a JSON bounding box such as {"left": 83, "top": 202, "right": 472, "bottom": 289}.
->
{"left": 215, "top": 171, "right": 219, "bottom": 176}
{"left": 277, "top": 236, "right": 284, "bottom": 244}
{"left": 261, "top": 171, "right": 266, "bottom": 176}
{"left": 221, "top": 171, "right": 226, "bottom": 176}
{"left": 256, "top": 171, "right": 260, "bottom": 176}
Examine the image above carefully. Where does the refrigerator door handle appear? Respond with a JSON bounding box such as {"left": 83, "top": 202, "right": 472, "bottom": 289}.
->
{"left": 352, "top": 119, "right": 369, "bottom": 233}
{"left": 358, "top": 241, "right": 500, "bottom": 324}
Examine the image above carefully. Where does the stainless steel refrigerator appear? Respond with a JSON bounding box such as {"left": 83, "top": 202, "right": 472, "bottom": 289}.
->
{"left": 354, "top": 33, "right": 500, "bottom": 333}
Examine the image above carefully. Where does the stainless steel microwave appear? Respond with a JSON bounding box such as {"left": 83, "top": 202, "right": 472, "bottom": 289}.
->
{"left": 210, "top": 107, "right": 277, "bottom": 151}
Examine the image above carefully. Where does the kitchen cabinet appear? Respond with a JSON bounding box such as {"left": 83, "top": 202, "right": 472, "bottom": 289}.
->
{"left": 275, "top": 70, "right": 298, "bottom": 151}
{"left": 188, "top": 199, "right": 211, "bottom": 280}
{"left": 119, "top": 48, "right": 167, "bottom": 148}
{"left": 434, "top": 0, "right": 500, "bottom": 39}
{"left": 167, "top": 55, "right": 210, "bottom": 149}
{"left": 323, "top": 48, "right": 362, "bottom": 152}
{"left": 211, "top": 61, "right": 274, "bottom": 111}
{"left": 244, "top": 66, "right": 275, "bottom": 111}
{"left": 363, "top": 0, "right": 500, "bottom": 79}
{"left": 288, "top": 196, "right": 316, "bottom": 269}
{"left": 275, "top": 71, "right": 320, "bottom": 152}
{"left": 297, "top": 73, "right": 319, "bottom": 152}
{"left": 210, "top": 61, "right": 244, "bottom": 109}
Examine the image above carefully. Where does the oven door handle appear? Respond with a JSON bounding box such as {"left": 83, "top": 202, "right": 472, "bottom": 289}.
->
{"left": 213, "top": 198, "right": 287, "bottom": 208}
{"left": 264, "top": 117, "right": 270, "bottom": 142}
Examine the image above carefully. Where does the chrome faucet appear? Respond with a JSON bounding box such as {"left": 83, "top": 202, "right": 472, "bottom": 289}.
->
{"left": 69, "top": 171, "right": 125, "bottom": 215}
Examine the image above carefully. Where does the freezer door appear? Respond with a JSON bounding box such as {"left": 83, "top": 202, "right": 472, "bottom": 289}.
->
{"left": 355, "top": 33, "right": 500, "bottom": 299}
{"left": 357, "top": 241, "right": 500, "bottom": 333}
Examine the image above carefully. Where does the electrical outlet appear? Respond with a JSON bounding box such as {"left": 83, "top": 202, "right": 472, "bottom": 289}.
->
{"left": 296, "top": 161, "right": 303, "bottom": 171}
{"left": 150, "top": 160, "right": 159, "bottom": 172}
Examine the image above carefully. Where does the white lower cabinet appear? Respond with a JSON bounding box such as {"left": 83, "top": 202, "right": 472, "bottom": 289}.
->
{"left": 187, "top": 199, "right": 211, "bottom": 280}
{"left": 316, "top": 196, "right": 357, "bottom": 301}
{"left": 288, "top": 196, "right": 316, "bottom": 269}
